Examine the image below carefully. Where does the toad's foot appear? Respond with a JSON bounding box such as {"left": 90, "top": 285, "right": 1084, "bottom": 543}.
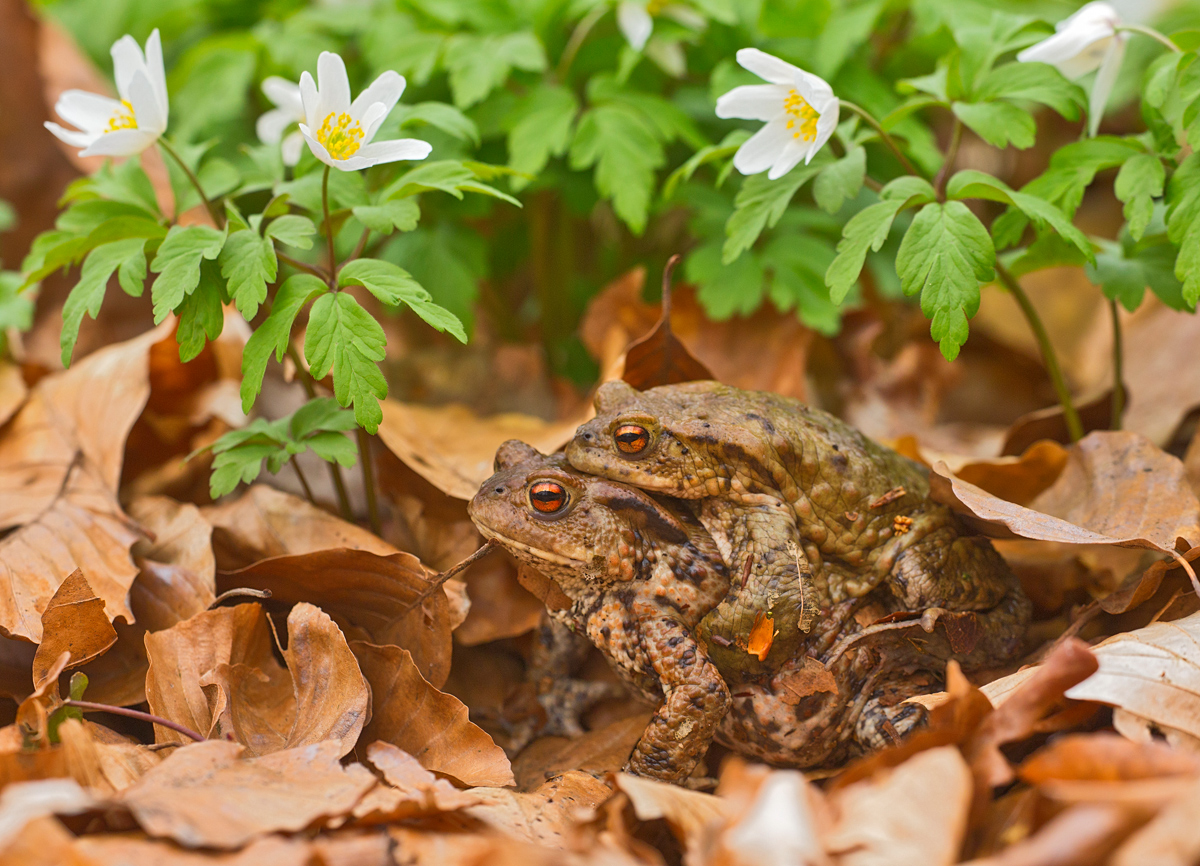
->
{"left": 537, "top": 677, "right": 625, "bottom": 738}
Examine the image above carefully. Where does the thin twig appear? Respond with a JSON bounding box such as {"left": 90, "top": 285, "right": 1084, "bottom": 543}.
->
{"left": 933, "top": 118, "right": 963, "bottom": 201}
{"left": 209, "top": 587, "right": 272, "bottom": 609}
{"left": 65, "top": 700, "right": 205, "bottom": 743}
{"left": 158, "top": 138, "right": 224, "bottom": 228}
{"left": 839, "top": 100, "right": 925, "bottom": 179}
{"left": 1109, "top": 299, "right": 1125, "bottom": 430}
{"left": 407, "top": 540, "right": 499, "bottom": 611}
{"left": 995, "top": 261, "right": 1084, "bottom": 441}
{"left": 357, "top": 427, "right": 382, "bottom": 537}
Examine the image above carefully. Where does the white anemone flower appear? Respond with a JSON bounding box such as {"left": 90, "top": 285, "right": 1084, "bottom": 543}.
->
{"left": 1017, "top": 2, "right": 1127, "bottom": 136}
{"left": 617, "top": 1, "right": 704, "bottom": 75}
{"left": 256, "top": 77, "right": 305, "bottom": 166}
{"left": 715, "top": 49, "right": 840, "bottom": 180}
{"left": 45, "top": 29, "right": 169, "bottom": 158}
{"left": 297, "top": 52, "right": 431, "bottom": 171}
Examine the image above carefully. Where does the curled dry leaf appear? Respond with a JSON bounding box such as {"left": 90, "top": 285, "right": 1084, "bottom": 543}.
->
{"left": 900, "top": 438, "right": 1069, "bottom": 506}
{"left": 352, "top": 741, "right": 481, "bottom": 823}
{"left": 0, "top": 323, "right": 171, "bottom": 642}
{"left": 826, "top": 746, "right": 971, "bottom": 866}
{"left": 128, "top": 497, "right": 216, "bottom": 588}
{"left": 119, "top": 740, "right": 375, "bottom": 850}
{"left": 72, "top": 833, "right": 316, "bottom": 866}
{"left": 454, "top": 554, "right": 544, "bottom": 647}
{"left": 56, "top": 719, "right": 162, "bottom": 796}
{"left": 463, "top": 771, "right": 613, "bottom": 848}
{"left": 705, "top": 759, "right": 828, "bottom": 866}
{"left": 351, "top": 641, "right": 513, "bottom": 788}
{"left": 30, "top": 569, "right": 116, "bottom": 690}
{"left": 1109, "top": 775, "right": 1200, "bottom": 866}
{"left": 614, "top": 773, "right": 726, "bottom": 863}
{"left": 223, "top": 549, "right": 451, "bottom": 688}
{"left": 0, "top": 363, "right": 25, "bottom": 429}
{"left": 618, "top": 257, "right": 715, "bottom": 392}
{"left": 0, "top": 778, "right": 97, "bottom": 851}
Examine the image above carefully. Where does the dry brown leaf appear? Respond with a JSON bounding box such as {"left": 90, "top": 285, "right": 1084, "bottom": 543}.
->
{"left": 0, "top": 364, "right": 25, "bottom": 430}
{"left": 455, "top": 554, "right": 545, "bottom": 646}
{"left": 901, "top": 438, "right": 1069, "bottom": 506}
{"left": 0, "top": 778, "right": 97, "bottom": 851}
{"left": 512, "top": 712, "right": 653, "bottom": 791}
{"left": 351, "top": 641, "right": 513, "bottom": 787}
{"left": 619, "top": 260, "right": 715, "bottom": 391}
{"left": 119, "top": 740, "right": 374, "bottom": 850}
{"left": 13, "top": 651, "right": 70, "bottom": 750}
{"left": 705, "top": 759, "right": 829, "bottom": 866}
{"left": 1114, "top": 297, "right": 1200, "bottom": 446}
{"left": 1065, "top": 610, "right": 1200, "bottom": 741}
{"left": 961, "top": 802, "right": 1142, "bottom": 866}
{"left": 826, "top": 746, "right": 971, "bottom": 866}
{"left": 1109, "top": 775, "right": 1200, "bottom": 866}
{"left": 129, "top": 497, "right": 216, "bottom": 588}
{"left": 72, "top": 833, "right": 313, "bottom": 866}
{"left": 1186, "top": 425, "right": 1200, "bottom": 499}
{"left": 464, "top": 771, "right": 613, "bottom": 847}
{"left": 614, "top": 773, "right": 726, "bottom": 861}
{"left": 352, "top": 741, "right": 481, "bottom": 823}
{"left": 223, "top": 548, "right": 450, "bottom": 688}
{"left": 57, "top": 719, "right": 162, "bottom": 795}
{"left": 0, "top": 815, "right": 95, "bottom": 866}
{"left": 30, "top": 569, "right": 116, "bottom": 690}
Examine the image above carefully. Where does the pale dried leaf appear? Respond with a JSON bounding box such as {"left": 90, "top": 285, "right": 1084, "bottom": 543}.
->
{"left": 707, "top": 761, "right": 828, "bottom": 866}
{"left": 31, "top": 569, "right": 117, "bottom": 689}
{"left": 128, "top": 497, "right": 216, "bottom": 588}
{"left": 73, "top": 834, "right": 313, "bottom": 866}
{"left": 615, "top": 773, "right": 726, "bottom": 861}
{"left": 352, "top": 641, "right": 513, "bottom": 787}
{"left": 0, "top": 815, "right": 95, "bottom": 866}
{"left": 0, "top": 364, "right": 25, "bottom": 430}
{"left": 0, "top": 779, "right": 97, "bottom": 850}
{"left": 464, "top": 771, "right": 613, "bottom": 847}
{"left": 513, "top": 712, "right": 653, "bottom": 791}
{"left": 352, "top": 742, "right": 480, "bottom": 823}
{"left": 58, "top": 720, "right": 162, "bottom": 795}
{"left": 1109, "top": 775, "right": 1200, "bottom": 866}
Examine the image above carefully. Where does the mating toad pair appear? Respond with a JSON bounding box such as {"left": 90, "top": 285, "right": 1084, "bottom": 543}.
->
{"left": 469, "top": 381, "right": 1030, "bottom": 784}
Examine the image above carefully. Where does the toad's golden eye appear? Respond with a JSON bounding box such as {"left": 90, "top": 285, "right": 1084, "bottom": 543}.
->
{"left": 529, "top": 481, "right": 568, "bottom": 514}
{"left": 614, "top": 424, "right": 650, "bottom": 455}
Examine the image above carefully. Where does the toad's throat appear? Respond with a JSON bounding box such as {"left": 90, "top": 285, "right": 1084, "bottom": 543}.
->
{"left": 473, "top": 524, "right": 586, "bottom": 567}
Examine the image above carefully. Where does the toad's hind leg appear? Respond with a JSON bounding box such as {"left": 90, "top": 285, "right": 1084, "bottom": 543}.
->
{"left": 853, "top": 670, "right": 938, "bottom": 750}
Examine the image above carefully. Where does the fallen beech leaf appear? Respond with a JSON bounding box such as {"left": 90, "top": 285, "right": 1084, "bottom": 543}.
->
{"left": 14, "top": 651, "right": 70, "bottom": 750}
{"left": 464, "top": 771, "right": 613, "bottom": 847}
{"left": 0, "top": 363, "right": 25, "bottom": 429}
{"left": 1019, "top": 733, "right": 1200, "bottom": 787}
{"left": 119, "top": 740, "right": 375, "bottom": 850}
{"left": 57, "top": 719, "right": 162, "bottom": 795}
{"left": 454, "top": 554, "right": 544, "bottom": 646}
{"left": 0, "top": 815, "right": 92, "bottom": 866}
{"left": 827, "top": 746, "right": 971, "bottom": 866}
{"left": 615, "top": 773, "right": 726, "bottom": 861}
{"left": 1118, "top": 297, "right": 1200, "bottom": 446}
{"left": 1066, "top": 610, "right": 1200, "bottom": 741}
{"left": 964, "top": 802, "right": 1140, "bottom": 866}
{"left": 203, "top": 485, "right": 395, "bottom": 570}
{"left": 352, "top": 742, "right": 480, "bottom": 823}
{"left": 351, "top": 641, "right": 513, "bottom": 787}
{"left": 620, "top": 258, "right": 715, "bottom": 391}
{"left": 906, "top": 439, "right": 1068, "bottom": 506}
{"left": 31, "top": 570, "right": 117, "bottom": 690}
{"left": 72, "top": 833, "right": 315, "bottom": 866}
{"left": 376, "top": 399, "right": 584, "bottom": 501}
{"left": 1110, "top": 775, "right": 1200, "bottom": 866}
{"left": 1112, "top": 706, "right": 1200, "bottom": 754}
{"left": 0, "top": 778, "right": 97, "bottom": 852}
{"left": 223, "top": 549, "right": 450, "bottom": 688}
{"left": 128, "top": 497, "right": 216, "bottom": 588}
{"left": 512, "top": 712, "right": 653, "bottom": 791}
{"left": 1000, "top": 388, "right": 1117, "bottom": 457}
{"left": 707, "top": 760, "right": 829, "bottom": 866}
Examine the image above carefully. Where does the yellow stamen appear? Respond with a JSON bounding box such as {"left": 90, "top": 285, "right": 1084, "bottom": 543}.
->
{"left": 783, "top": 89, "right": 819, "bottom": 142}
{"left": 647, "top": 0, "right": 667, "bottom": 13}
{"left": 317, "top": 111, "right": 364, "bottom": 160}
{"left": 105, "top": 100, "right": 137, "bottom": 133}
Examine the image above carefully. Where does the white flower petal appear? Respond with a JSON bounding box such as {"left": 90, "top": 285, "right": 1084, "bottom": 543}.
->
{"left": 79, "top": 128, "right": 157, "bottom": 158}
{"left": 647, "top": 39, "right": 687, "bottom": 77}
{"left": 127, "top": 69, "right": 165, "bottom": 135}
{"left": 54, "top": 90, "right": 123, "bottom": 133}
{"left": 281, "top": 131, "right": 304, "bottom": 166}
{"left": 618, "top": 1, "right": 654, "bottom": 51}
{"left": 110, "top": 34, "right": 147, "bottom": 102}
{"left": 299, "top": 123, "right": 335, "bottom": 167}
{"left": 143, "top": 29, "right": 168, "bottom": 123}
{"left": 736, "top": 48, "right": 803, "bottom": 86}
{"left": 257, "top": 107, "right": 294, "bottom": 145}
{"left": 1089, "top": 36, "right": 1126, "bottom": 136}
{"left": 733, "top": 118, "right": 793, "bottom": 175}
{"left": 350, "top": 70, "right": 406, "bottom": 120}
{"left": 768, "top": 142, "right": 811, "bottom": 179}
{"left": 262, "top": 76, "right": 304, "bottom": 115}
{"left": 811, "top": 99, "right": 839, "bottom": 157}
{"left": 716, "top": 84, "right": 789, "bottom": 121}
{"left": 663, "top": 4, "right": 706, "bottom": 31}
{"left": 1017, "top": 1, "right": 1121, "bottom": 79}
{"left": 335, "top": 138, "right": 432, "bottom": 171}
{"left": 299, "top": 71, "right": 320, "bottom": 130}
{"left": 45, "top": 121, "right": 97, "bottom": 149}
{"left": 316, "top": 51, "right": 352, "bottom": 122}
{"left": 358, "top": 101, "right": 390, "bottom": 146}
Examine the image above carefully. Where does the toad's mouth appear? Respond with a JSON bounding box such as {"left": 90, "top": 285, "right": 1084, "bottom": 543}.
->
{"left": 473, "top": 524, "right": 586, "bottom": 568}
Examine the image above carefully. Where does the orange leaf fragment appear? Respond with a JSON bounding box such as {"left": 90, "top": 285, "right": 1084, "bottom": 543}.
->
{"left": 746, "top": 611, "right": 776, "bottom": 662}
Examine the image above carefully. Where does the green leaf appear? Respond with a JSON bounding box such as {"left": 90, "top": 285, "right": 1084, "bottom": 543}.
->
{"left": 265, "top": 215, "right": 317, "bottom": 250}
{"left": 240, "top": 274, "right": 327, "bottom": 413}
{"left": 974, "top": 62, "right": 1084, "bottom": 120}
{"left": 825, "top": 199, "right": 910, "bottom": 304}
{"left": 722, "top": 156, "right": 829, "bottom": 263}
{"left": 895, "top": 202, "right": 996, "bottom": 361}
{"left": 61, "top": 238, "right": 147, "bottom": 365}
{"left": 338, "top": 259, "right": 466, "bottom": 343}
{"left": 1166, "top": 153, "right": 1200, "bottom": 307}
{"left": 0, "top": 200, "right": 16, "bottom": 232}
{"left": 0, "top": 272, "right": 35, "bottom": 354}
{"left": 443, "top": 32, "right": 547, "bottom": 109}
{"left": 149, "top": 225, "right": 226, "bottom": 324}
{"left": 352, "top": 199, "right": 420, "bottom": 235}
{"left": 685, "top": 242, "right": 766, "bottom": 319}
{"left": 1114, "top": 154, "right": 1165, "bottom": 242}
{"left": 506, "top": 85, "right": 578, "bottom": 182}
{"left": 1004, "top": 233, "right": 1089, "bottom": 278}
{"left": 663, "top": 130, "right": 750, "bottom": 200}
{"left": 952, "top": 101, "right": 1036, "bottom": 149}
{"left": 176, "top": 260, "right": 225, "bottom": 362}
{"left": 813, "top": 147, "right": 866, "bottom": 214}
{"left": 391, "top": 102, "right": 480, "bottom": 145}
{"left": 764, "top": 235, "right": 841, "bottom": 335}
{"left": 304, "top": 292, "right": 388, "bottom": 433}
{"left": 1087, "top": 234, "right": 1187, "bottom": 311}
{"left": 220, "top": 230, "right": 277, "bottom": 320}
{"left": 570, "top": 103, "right": 665, "bottom": 235}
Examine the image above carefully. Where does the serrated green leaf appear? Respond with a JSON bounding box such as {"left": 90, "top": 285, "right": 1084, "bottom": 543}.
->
{"left": 240, "top": 273, "right": 327, "bottom": 413}
{"left": 307, "top": 430, "right": 358, "bottom": 466}
{"left": 392, "top": 101, "right": 480, "bottom": 145}
{"left": 722, "top": 157, "right": 829, "bottom": 263}
{"left": 974, "top": 62, "right": 1084, "bottom": 120}
{"left": 813, "top": 147, "right": 866, "bottom": 214}
{"left": 686, "top": 242, "right": 766, "bottom": 319}
{"left": 338, "top": 258, "right": 466, "bottom": 342}
{"left": 220, "top": 230, "right": 277, "bottom": 320}
{"left": 764, "top": 235, "right": 841, "bottom": 335}
{"left": 1166, "top": 153, "right": 1200, "bottom": 307}
{"left": 952, "top": 100, "right": 1036, "bottom": 149}
{"left": 663, "top": 130, "right": 750, "bottom": 200}
{"left": 290, "top": 396, "right": 358, "bottom": 439}
{"left": 444, "top": 31, "right": 546, "bottom": 109}
{"left": 352, "top": 199, "right": 420, "bottom": 234}
{"left": 265, "top": 214, "right": 317, "bottom": 250}
{"left": 825, "top": 199, "right": 910, "bottom": 304}
{"left": 1114, "top": 154, "right": 1165, "bottom": 241}
{"left": 149, "top": 225, "right": 226, "bottom": 324}
{"left": 1087, "top": 234, "right": 1187, "bottom": 311}
{"left": 507, "top": 85, "right": 579, "bottom": 182}
{"left": 305, "top": 292, "right": 388, "bottom": 433}
{"left": 570, "top": 104, "right": 664, "bottom": 235}
{"left": 176, "top": 260, "right": 225, "bottom": 362}
{"left": 0, "top": 272, "right": 33, "bottom": 355}
{"left": 896, "top": 202, "right": 995, "bottom": 360}
{"left": 60, "top": 238, "right": 148, "bottom": 366}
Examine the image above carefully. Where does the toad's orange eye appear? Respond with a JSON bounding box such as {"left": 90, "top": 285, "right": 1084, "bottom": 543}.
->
{"left": 614, "top": 425, "right": 650, "bottom": 455}
{"left": 529, "top": 481, "right": 568, "bottom": 514}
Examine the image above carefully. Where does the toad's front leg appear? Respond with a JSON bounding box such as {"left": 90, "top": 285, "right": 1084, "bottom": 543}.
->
{"left": 626, "top": 614, "right": 731, "bottom": 784}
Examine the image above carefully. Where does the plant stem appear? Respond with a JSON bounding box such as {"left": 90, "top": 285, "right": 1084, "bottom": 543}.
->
{"left": 408, "top": 539, "right": 498, "bottom": 611}
{"left": 209, "top": 588, "right": 272, "bottom": 608}
{"left": 321, "top": 164, "right": 337, "bottom": 285}
{"left": 290, "top": 455, "right": 317, "bottom": 504}
{"left": 158, "top": 138, "right": 223, "bottom": 228}
{"left": 286, "top": 342, "right": 354, "bottom": 520}
{"left": 357, "top": 427, "right": 382, "bottom": 537}
{"left": 556, "top": 4, "right": 607, "bottom": 83}
{"left": 65, "top": 700, "right": 205, "bottom": 743}
{"left": 1109, "top": 299, "right": 1125, "bottom": 430}
{"left": 995, "top": 261, "right": 1083, "bottom": 441}
{"left": 1118, "top": 24, "right": 1182, "bottom": 52}
{"left": 278, "top": 252, "right": 329, "bottom": 281}
{"left": 343, "top": 227, "right": 371, "bottom": 273}
{"left": 839, "top": 100, "right": 925, "bottom": 179}
{"left": 934, "top": 119, "right": 963, "bottom": 200}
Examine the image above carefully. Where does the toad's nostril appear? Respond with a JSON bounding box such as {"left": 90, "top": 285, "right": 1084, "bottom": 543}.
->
{"left": 494, "top": 486, "right": 505, "bottom": 494}
{"left": 582, "top": 432, "right": 593, "bottom": 441}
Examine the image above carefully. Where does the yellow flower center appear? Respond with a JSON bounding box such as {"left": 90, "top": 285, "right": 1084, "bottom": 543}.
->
{"left": 105, "top": 100, "right": 138, "bottom": 133}
{"left": 646, "top": 0, "right": 668, "bottom": 14}
{"left": 783, "top": 89, "right": 819, "bottom": 142}
{"left": 317, "top": 111, "right": 364, "bottom": 160}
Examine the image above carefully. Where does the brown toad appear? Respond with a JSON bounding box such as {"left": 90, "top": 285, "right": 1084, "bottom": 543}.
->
{"left": 566, "top": 380, "right": 1030, "bottom": 676}
{"left": 468, "top": 441, "right": 988, "bottom": 782}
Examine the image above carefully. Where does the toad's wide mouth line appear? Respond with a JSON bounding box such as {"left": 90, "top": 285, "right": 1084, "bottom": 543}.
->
{"left": 473, "top": 524, "right": 586, "bottom": 567}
